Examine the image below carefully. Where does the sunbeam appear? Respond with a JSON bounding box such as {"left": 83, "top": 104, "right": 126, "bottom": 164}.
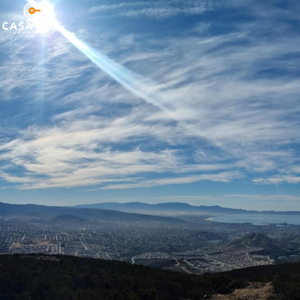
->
{"left": 57, "top": 25, "right": 174, "bottom": 118}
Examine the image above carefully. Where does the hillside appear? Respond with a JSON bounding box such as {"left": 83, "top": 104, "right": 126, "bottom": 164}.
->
{"left": 0, "top": 254, "right": 300, "bottom": 300}
{"left": 0, "top": 254, "right": 243, "bottom": 300}
{"left": 227, "top": 233, "right": 287, "bottom": 255}
{"left": 0, "top": 202, "right": 184, "bottom": 223}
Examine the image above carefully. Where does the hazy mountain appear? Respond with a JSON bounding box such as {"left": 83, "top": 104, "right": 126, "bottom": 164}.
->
{"left": 74, "top": 202, "right": 243, "bottom": 213}
{"left": 74, "top": 201, "right": 300, "bottom": 215}
{"left": 0, "top": 202, "right": 184, "bottom": 223}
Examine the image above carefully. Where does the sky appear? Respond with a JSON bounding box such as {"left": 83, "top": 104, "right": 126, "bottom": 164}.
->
{"left": 0, "top": 0, "right": 300, "bottom": 210}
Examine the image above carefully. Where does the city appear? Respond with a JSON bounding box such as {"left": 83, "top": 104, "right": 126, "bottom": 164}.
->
{"left": 1, "top": 214, "right": 299, "bottom": 274}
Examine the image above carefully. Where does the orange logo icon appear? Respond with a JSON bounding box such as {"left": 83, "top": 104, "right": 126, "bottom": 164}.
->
{"left": 28, "top": 7, "right": 41, "bottom": 15}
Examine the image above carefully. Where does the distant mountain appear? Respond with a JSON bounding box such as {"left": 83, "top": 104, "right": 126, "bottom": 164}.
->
{"left": 227, "top": 233, "right": 286, "bottom": 254}
{"left": 0, "top": 202, "right": 183, "bottom": 223}
{"left": 74, "top": 201, "right": 300, "bottom": 215}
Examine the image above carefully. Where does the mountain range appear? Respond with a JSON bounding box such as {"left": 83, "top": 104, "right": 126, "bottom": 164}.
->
{"left": 2, "top": 201, "right": 299, "bottom": 224}
{"left": 0, "top": 202, "right": 183, "bottom": 223}
{"left": 74, "top": 201, "right": 300, "bottom": 215}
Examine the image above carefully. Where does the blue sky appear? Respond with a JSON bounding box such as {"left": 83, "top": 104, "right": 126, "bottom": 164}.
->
{"left": 0, "top": 0, "right": 300, "bottom": 210}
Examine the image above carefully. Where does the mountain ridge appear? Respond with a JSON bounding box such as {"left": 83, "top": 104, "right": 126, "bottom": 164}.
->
{"left": 73, "top": 201, "right": 300, "bottom": 215}
{"left": 0, "top": 202, "right": 184, "bottom": 223}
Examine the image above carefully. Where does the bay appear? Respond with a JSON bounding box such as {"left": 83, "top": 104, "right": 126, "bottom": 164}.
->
{"left": 209, "top": 214, "right": 300, "bottom": 226}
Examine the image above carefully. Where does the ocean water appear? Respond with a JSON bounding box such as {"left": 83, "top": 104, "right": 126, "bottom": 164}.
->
{"left": 209, "top": 214, "right": 300, "bottom": 226}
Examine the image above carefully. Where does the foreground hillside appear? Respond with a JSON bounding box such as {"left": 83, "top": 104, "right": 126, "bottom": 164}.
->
{"left": 0, "top": 254, "right": 244, "bottom": 300}
{"left": 0, "top": 255, "right": 300, "bottom": 300}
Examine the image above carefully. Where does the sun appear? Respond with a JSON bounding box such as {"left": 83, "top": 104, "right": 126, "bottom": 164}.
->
{"left": 28, "top": 0, "right": 57, "bottom": 33}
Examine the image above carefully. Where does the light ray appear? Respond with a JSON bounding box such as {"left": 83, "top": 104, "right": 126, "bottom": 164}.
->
{"left": 57, "top": 25, "right": 174, "bottom": 117}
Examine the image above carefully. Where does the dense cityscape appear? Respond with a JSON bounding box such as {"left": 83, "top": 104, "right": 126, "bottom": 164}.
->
{"left": 1, "top": 213, "right": 300, "bottom": 274}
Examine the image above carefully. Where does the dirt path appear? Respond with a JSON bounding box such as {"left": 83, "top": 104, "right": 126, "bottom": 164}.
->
{"left": 210, "top": 282, "right": 276, "bottom": 300}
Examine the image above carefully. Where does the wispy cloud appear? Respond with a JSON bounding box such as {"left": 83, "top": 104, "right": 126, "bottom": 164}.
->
{"left": 89, "top": 0, "right": 223, "bottom": 18}
{"left": 101, "top": 171, "right": 241, "bottom": 189}
{"left": 253, "top": 177, "right": 300, "bottom": 185}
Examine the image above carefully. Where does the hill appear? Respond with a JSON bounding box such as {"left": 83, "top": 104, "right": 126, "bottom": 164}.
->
{"left": 0, "top": 254, "right": 300, "bottom": 300}
{"left": 0, "top": 202, "right": 184, "bottom": 223}
{"left": 228, "top": 233, "right": 279, "bottom": 249}
{"left": 227, "top": 233, "right": 287, "bottom": 254}
{"left": 74, "top": 201, "right": 300, "bottom": 215}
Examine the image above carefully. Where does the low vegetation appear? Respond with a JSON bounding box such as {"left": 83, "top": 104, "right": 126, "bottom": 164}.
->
{"left": 0, "top": 254, "right": 299, "bottom": 300}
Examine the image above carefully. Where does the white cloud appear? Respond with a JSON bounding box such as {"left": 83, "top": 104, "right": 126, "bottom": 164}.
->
{"left": 0, "top": 120, "right": 236, "bottom": 189}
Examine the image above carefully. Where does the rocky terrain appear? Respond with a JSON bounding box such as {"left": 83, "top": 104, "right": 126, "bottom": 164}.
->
{"left": 210, "top": 282, "right": 276, "bottom": 300}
